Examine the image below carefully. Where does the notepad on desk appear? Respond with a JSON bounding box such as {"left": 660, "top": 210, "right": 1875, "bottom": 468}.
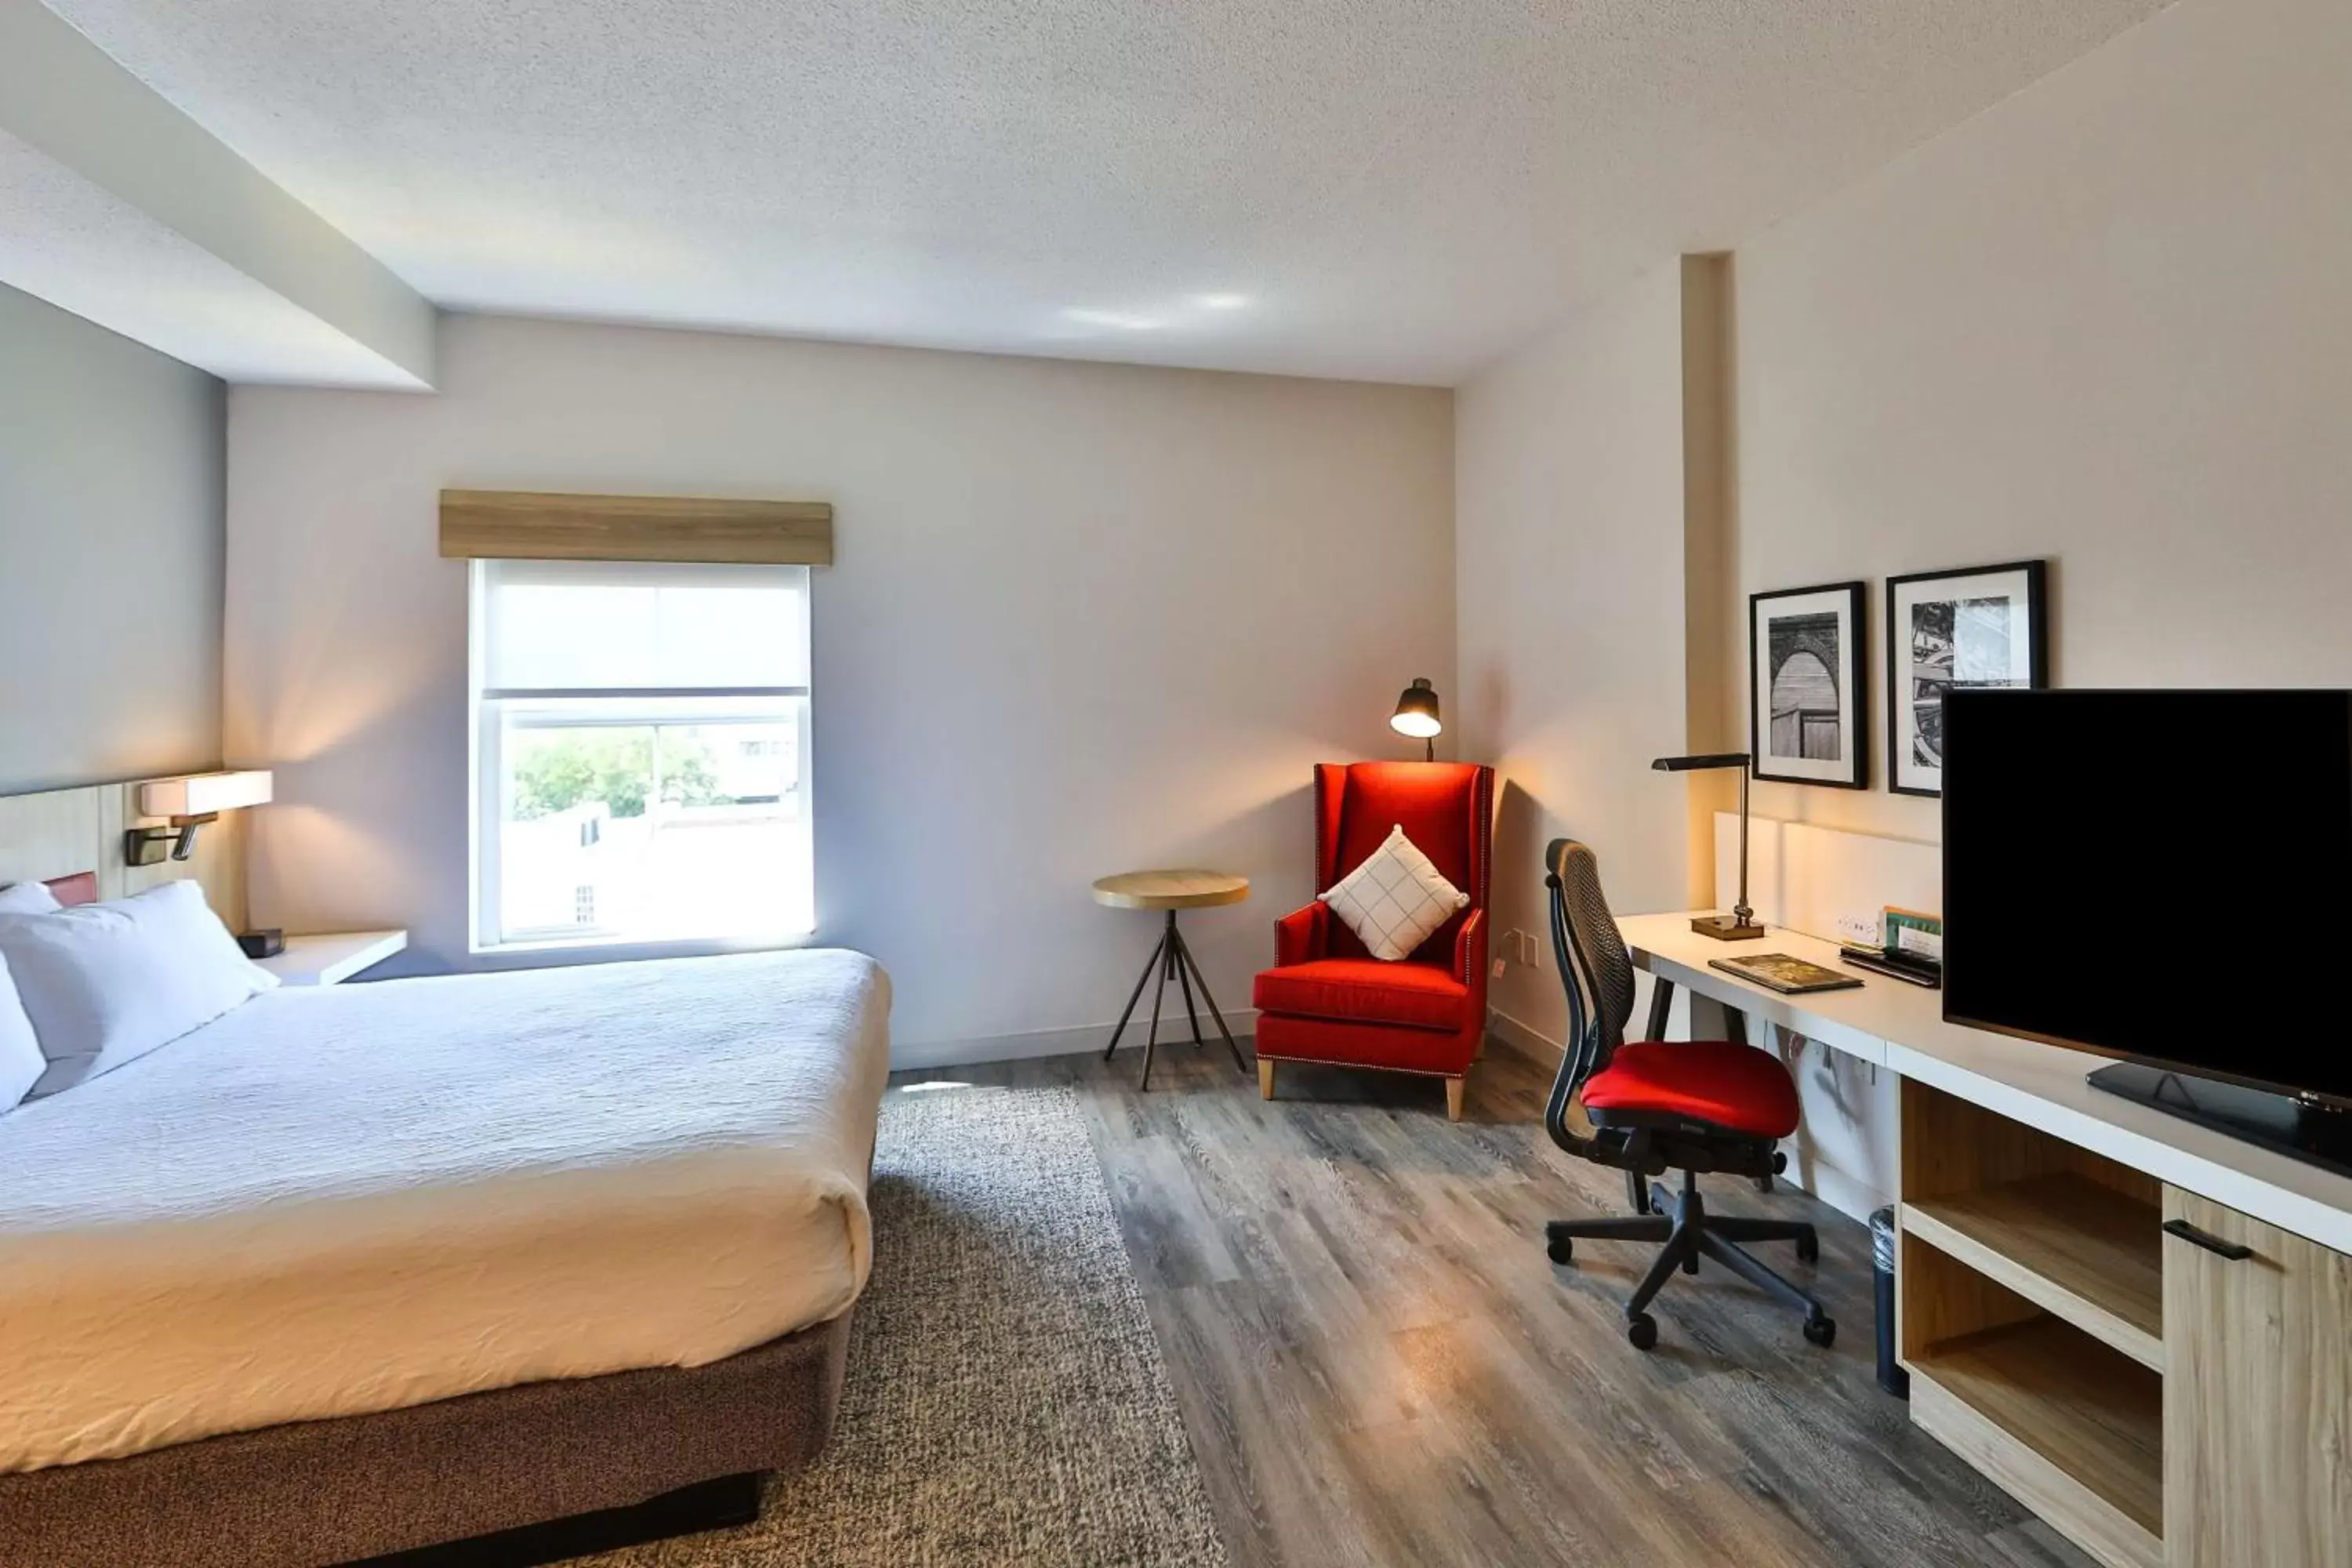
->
{"left": 1707, "top": 953, "right": 1865, "bottom": 995}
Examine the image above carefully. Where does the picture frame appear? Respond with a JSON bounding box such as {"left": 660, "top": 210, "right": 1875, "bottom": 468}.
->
{"left": 1750, "top": 581, "right": 1869, "bottom": 789}
{"left": 1884, "top": 560, "right": 2048, "bottom": 797}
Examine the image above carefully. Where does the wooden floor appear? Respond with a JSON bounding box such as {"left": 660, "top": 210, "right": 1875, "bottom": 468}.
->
{"left": 898, "top": 1033, "right": 2095, "bottom": 1568}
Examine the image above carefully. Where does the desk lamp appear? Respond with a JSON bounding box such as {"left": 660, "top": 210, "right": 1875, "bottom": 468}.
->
{"left": 1652, "top": 753, "right": 1763, "bottom": 940}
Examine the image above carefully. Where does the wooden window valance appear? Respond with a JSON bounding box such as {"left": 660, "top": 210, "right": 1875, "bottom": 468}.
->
{"left": 439, "top": 489, "right": 833, "bottom": 566}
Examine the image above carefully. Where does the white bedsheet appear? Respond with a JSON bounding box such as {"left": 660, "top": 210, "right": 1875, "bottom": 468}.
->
{"left": 0, "top": 947, "right": 891, "bottom": 1474}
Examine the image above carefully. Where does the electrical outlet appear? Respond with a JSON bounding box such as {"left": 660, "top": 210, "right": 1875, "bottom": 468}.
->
{"left": 1523, "top": 931, "right": 1542, "bottom": 967}
{"left": 1835, "top": 912, "right": 1879, "bottom": 946}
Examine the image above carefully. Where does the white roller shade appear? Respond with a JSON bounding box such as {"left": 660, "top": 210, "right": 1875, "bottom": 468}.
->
{"left": 479, "top": 561, "right": 809, "bottom": 696}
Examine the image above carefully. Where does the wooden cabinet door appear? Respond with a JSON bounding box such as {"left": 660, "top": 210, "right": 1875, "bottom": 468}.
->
{"left": 2163, "top": 1187, "right": 2352, "bottom": 1567}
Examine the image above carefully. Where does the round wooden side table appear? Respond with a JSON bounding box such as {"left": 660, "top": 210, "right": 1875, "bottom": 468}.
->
{"left": 1092, "top": 869, "right": 1251, "bottom": 1090}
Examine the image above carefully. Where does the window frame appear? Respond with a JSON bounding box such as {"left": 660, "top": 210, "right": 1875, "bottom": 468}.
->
{"left": 466, "top": 559, "right": 815, "bottom": 956}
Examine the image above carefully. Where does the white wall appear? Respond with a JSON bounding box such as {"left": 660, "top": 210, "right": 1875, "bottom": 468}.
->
{"left": 1454, "top": 260, "right": 1692, "bottom": 1047}
{"left": 0, "top": 281, "right": 224, "bottom": 794}
{"left": 1730, "top": 0, "right": 2352, "bottom": 838}
{"left": 1465, "top": 0, "right": 2352, "bottom": 950}
{"left": 226, "top": 314, "right": 1454, "bottom": 1059}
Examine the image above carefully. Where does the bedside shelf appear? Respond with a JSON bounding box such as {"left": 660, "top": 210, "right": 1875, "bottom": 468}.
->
{"left": 256, "top": 929, "right": 408, "bottom": 986}
{"left": 1910, "top": 1317, "right": 2163, "bottom": 1568}
{"left": 1904, "top": 1174, "right": 2164, "bottom": 1370}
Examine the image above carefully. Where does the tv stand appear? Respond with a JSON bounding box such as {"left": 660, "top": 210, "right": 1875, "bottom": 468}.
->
{"left": 1621, "top": 911, "right": 2352, "bottom": 1568}
{"left": 2089, "top": 1062, "right": 2352, "bottom": 1183}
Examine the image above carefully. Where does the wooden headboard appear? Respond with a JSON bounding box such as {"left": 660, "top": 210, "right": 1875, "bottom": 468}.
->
{"left": 0, "top": 780, "right": 249, "bottom": 928}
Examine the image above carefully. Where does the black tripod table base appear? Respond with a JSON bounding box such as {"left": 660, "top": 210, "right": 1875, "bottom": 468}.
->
{"left": 1101, "top": 909, "right": 1250, "bottom": 1090}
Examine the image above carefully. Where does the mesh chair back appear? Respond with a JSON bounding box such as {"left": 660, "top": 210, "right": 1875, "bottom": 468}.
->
{"left": 1543, "top": 840, "right": 1635, "bottom": 1149}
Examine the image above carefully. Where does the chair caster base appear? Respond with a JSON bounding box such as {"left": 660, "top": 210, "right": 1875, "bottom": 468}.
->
{"left": 1545, "top": 1174, "right": 1831, "bottom": 1354}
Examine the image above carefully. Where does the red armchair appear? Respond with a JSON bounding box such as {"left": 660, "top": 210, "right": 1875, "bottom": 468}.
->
{"left": 1251, "top": 762, "right": 1495, "bottom": 1120}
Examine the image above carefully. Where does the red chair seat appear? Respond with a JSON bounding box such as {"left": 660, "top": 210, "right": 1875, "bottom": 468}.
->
{"left": 1253, "top": 958, "right": 1468, "bottom": 1033}
{"left": 1581, "top": 1040, "right": 1801, "bottom": 1140}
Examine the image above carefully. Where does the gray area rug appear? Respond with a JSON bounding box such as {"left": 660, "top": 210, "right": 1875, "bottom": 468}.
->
{"left": 590, "top": 1083, "right": 1227, "bottom": 1567}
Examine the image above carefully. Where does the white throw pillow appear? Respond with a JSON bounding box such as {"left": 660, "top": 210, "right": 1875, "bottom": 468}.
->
{"left": 0, "top": 881, "right": 62, "bottom": 915}
{"left": 0, "top": 956, "right": 42, "bottom": 1112}
{"left": 0, "top": 879, "right": 279, "bottom": 1098}
{"left": 1322, "top": 824, "right": 1470, "bottom": 962}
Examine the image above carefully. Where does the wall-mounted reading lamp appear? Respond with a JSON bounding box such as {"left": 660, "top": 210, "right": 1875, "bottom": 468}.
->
{"left": 1390, "top": 678, "right": 1442, "bottom": 761}
{"left": 125, "top": 771, "right": 274, "bottom": 866}
{"left": 1650, "top": 753, "right": 1762, "bottom": 941}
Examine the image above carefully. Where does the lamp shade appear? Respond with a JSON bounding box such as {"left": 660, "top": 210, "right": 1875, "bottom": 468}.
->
{"left": 138, "top": 771, "right": 274, "bottom": 818}
{"left": 1390, "top": 679, "right": 1442, "bottom": 740}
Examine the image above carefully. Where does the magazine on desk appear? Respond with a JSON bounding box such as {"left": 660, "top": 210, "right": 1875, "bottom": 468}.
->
{"left": 1707, "top": 953, "right": 1865, "bottom": 995}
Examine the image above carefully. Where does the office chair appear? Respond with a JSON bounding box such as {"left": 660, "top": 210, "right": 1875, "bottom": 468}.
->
{"left": 1540, "top": 838, "right": 1835, "bottom": 1351}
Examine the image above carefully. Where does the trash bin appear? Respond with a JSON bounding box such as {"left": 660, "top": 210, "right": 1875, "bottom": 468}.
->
{"left": 1870, "top": 1205, "right": 1908, "bottom": 1399}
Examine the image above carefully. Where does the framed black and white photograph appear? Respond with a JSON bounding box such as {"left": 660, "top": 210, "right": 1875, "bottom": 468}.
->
{"left": 1750, "top": 581, "right": 1868, "bottom": 789}
{"left": 1885, "top": 560, "right": 2048, "bottom": 797}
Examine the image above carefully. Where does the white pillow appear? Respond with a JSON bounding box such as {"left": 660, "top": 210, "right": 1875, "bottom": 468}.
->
{"left": 0, "top": 879, "right": 279, "bottom": 1098}
{"left": 0, "top": 881, "right": 62, "bottom": 915}
{"left": 0, "top": 955, "right": 42, "bottom": 1112}
{"left": 1322, "top": 824, "right": 1470, "bottom": 962}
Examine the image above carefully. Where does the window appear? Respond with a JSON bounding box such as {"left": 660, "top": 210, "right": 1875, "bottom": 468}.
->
{"left": 470, "top": 560, "right": 813, "bottom": 950}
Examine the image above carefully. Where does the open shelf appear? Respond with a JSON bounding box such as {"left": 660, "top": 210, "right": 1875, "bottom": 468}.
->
{"left": 1903, "top": 1173, "right": 2164, "bottom": 1370}
{"left": 1911, "top": 1318, "right": 2163, "bottom": 1568}
{"left": 1900, "top": 1077, "right": 2173, "bottom": 1568}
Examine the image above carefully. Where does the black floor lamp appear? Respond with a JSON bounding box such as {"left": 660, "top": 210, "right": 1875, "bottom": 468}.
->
{"left": 1653, "top": 752, "right": 1764, "bottom": 941}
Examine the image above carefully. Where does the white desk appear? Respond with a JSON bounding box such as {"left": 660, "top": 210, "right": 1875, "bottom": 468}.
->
{"left": 256, "top": 929, "right": 408, "bottom": 987}
{"left": 1620, "top": 912, "right": 1893, "bottom": 1066}
{"left": 1621, "top": 911, "right": 2352, "bottom": 1254}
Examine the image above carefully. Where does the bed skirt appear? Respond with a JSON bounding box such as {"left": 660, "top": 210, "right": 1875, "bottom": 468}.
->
{"left": 0, "top": 1309, "right": 854, "bottom": 1568}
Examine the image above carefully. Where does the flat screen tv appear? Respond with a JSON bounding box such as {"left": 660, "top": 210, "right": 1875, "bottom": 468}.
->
{"left": 1942, "top": 688, "right": 2352, "bottom": 1166}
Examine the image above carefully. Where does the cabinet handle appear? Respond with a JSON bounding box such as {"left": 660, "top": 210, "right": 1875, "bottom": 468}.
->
{"left": 2164, "top": 1218, "right": 2255, "bottom": 1261}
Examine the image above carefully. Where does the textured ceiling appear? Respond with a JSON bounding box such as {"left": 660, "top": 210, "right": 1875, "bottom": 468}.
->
{"left": 40, "top": 0, "right": 2174, "bottom": 385}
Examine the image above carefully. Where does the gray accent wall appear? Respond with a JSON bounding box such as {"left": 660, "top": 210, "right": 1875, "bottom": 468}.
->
{"left": 0, "top": 282, "right": 224, "bottom": 793}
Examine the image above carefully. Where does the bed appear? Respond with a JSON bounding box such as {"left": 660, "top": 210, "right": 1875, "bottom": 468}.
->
{"left": 0, "top": 943, "right": 892, "bottom": 1567}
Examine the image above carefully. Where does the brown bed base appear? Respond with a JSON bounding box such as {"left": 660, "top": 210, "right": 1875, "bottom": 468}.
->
{"left": 0, "top": 1310, "right": 853, "bottom": 1568}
